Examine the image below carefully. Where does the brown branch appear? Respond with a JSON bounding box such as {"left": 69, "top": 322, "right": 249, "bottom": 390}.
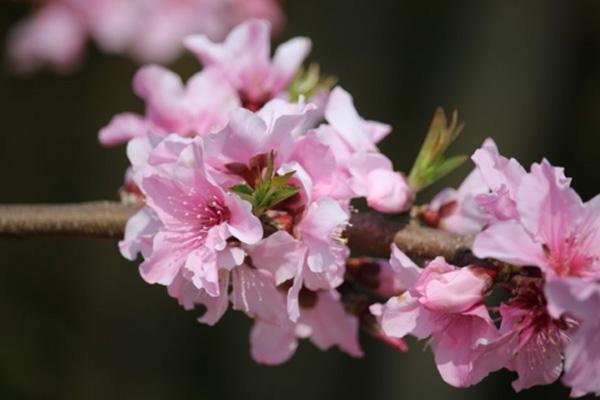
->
{"left": 345, "top": 211, "right": 474, "bottom": 263}
{"left": 0, "top": 202, "right": 140, "bottom": 239}
{"left": 0, "top": 202, "right": 473, "bottom": 260}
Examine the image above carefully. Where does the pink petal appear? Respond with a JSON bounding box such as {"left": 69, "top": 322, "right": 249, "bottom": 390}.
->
{"left": 365, "top": 169, "right": 413, "bottom": 213}
{"left": 185, "top": 247, "right": 220, "bottom": 296}
{"left": 545, "top": 277, "right": 600, "bottom": 320}
{"left": 139, "top": 231, "right": 190, "bottom": 286}
{"left": 388, "top": 245, "right": 421, "bottom": 290}
{"left": 119, "top": 208, "right": 159, "bottom": 260}
{"left": 250, "top": 320, "right": 298, "bottom": 365}
{"left": 289, "top": 134, "right": 339, "bottom": 197}
{"left": 544, "top": 278, "right": 600, "bottom": 395}
{"left": 298, "top": 198, "right": 348, "bottom": 273}
{"left": 203, "top": 108, "right": 269, "bottom": 166}
{"left": 147, "top": 134, "right": 192, "bottom": 166}
{"left": 510, "top": 336, "right": 564, "bottom": 392}
{"left": 231, "top": 265, "right": 287, "bottom": 325}
{"left": 287, "top": 262, "right": 306, "bottom": 322}
{"left": 471, "top": 138, "right": 525, "bottom": 196}
{"left": 431, "top": 306, "right": 502, "bottom": 388}
{"left": 300, "top": 290, "right": 363, "bottom": 357}
{"left": 562, "top": 321, "right": 600, "bottom": 396}
{"left": 516, "top": 160, "right": 584, "bottom": 250}
{"left": 376, "top": 293, "right": 435, "bottom": 339}
{"left": 324, "top": 87, "right": 379, "bottom": 152}
{"left": 133, "top": 65, "right": 186, "bottom": 132}
{"left": 473, "top": 221, "right": 548, "bottom": 268}
{"left": 246, "top": 231, "right": 304, "bottom": 285}
{"left": 421, "top": 267, "right": 488, "bottom": 314}
{"left": 167, "top": 271, "right": 230, "bottom": 326}
{"left": 270, "top": 37, "right": 312, "bottom": 92}
{"left": 98, "top": 113, "right": 148, "bottom": 147}
{"left": 224, "top": 194, "right": 263, "bottom": 244}
{"left": 363, "top": 120, "right": 392, "bottom": 144}
{"left": 185, "top": 67, "right": 240, "bottom": 135}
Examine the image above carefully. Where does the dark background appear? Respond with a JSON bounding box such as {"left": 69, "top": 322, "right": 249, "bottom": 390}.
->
{"left": 1, "top": 1, "right": 599, "bottom": 399}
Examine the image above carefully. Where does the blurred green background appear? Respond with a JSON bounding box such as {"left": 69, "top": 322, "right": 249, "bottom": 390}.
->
{"left": 1, "top": 1, "right": 599, "bottom": 399}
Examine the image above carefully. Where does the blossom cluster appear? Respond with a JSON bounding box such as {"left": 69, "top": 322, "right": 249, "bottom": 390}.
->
{"left": 101, "top": 19, "right": 414, "bottom": 365}
{"left": 7, "top": 0, "right": 283, "bottom": 74}
{"left": 99, "top": 19, "right": 600, "bottom": 396}
{"left": 374, "top": 139, "right": 600, "bottom": 396}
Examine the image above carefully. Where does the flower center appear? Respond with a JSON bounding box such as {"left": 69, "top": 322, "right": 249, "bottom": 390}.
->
{"left": 200, "top": 197, "right": 229, "bottom": 227}
{"left": 508, "top": 280, "right": 573, "bottom": 353}
{"left": 239, "top": 91, "right": 272, "bottom": 112}
{"left": 546, "top": 233, "right": 599, "bottom": 278}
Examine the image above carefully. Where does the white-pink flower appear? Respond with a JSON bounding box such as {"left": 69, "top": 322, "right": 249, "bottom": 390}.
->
{"left": 130, "top": 140, "right": 263, "bottom": 295}
{"left": 474, "top": 159, "right": 600, "bottom": 279}
{"left": 315, "top": 87, "right": 414, "bottom": 213}
{"left": 471, "top": 154, "right": 600, "bottom": 393}
{"left": 99, "top": 65, "right": 239, "bottom": 146}
{"left": 185, "top": 19, "right": 310, "bottom": 110}
{"left": 482, "top": 280, "right": 573, "bottom": 392}
{"left": 371, "top": 246, "right": 501, "bottom": 387}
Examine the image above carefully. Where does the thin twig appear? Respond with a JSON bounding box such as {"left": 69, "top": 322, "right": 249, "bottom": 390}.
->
{"left": 0, "top": 202, "right": 474, "bottom": 260}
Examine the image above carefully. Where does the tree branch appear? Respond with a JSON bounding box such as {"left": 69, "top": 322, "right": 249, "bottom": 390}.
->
{"left": 0, "top": 202, "right": 139, "bottom": 239}
{"left": 345, "top": 211, "right": 474, "bottom": 263}
{"left": 0, "top": 202, "right": 474, "bottom": 260}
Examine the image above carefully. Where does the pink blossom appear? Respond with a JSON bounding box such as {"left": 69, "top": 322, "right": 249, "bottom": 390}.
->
{"left": 8, "top": 1, "right": 284, "bottom": 73}
{"left": 99, "top": 65, "right": 239, "bottom": 146}
{"left": 185, "top": 19, "right": 310, "bottom": 109}
{"left": 244, "top": 203, "right": 349, "bottom": 322}
{"left": 474, "top": 160, "right": 600, "bottom": 279}
{"left": 189, "top": 98, "right": 352, "bottom": 321}
{"left": 202, "top": 102, "right": 312, "bottom": 174}
{"left": 424, "top": 168, "right": 490, "bottom": 235}
{"left": 140, "top": 101, "right": 352, "bottom": 324}
{"left": 484, "top": 280, "right": 572, "bottom": 392}
{"left": 545, "top": 278, "right": 600, "bottom": 397}
{"left": 250, "top": 289, "right": 363, "bottom": 365}
{"left": 129, "top": 140, "right": 263, "bottom": 295}
{"left": 372, "top": 247, "right": 501, "bottom": 387}
{"left": 315, "top": 87, "right": 414, "bottom": 213}
{"left": 471, "top": 156, "right": 600, "bottom": 392}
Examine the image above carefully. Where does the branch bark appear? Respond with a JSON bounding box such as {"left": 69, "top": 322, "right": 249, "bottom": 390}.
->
{"left": 0, "top": 202, "right": 474, "bottom": 261}
{"left": 0, "top": 202, "right": 139, "bottom": 239}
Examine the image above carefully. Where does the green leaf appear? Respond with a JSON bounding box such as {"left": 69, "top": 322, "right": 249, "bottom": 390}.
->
{"left": 271, "top": 171, "right": 295, "bottom": 187}
{"left": 288, "top": 63, "right": 337, "bottom": 102}
{"left": 230, "top": 184, "right": 255, "bottom": 203}
{"left": 230, "top": 153, "right": 300, "bottom": 217}
{"left": 408, "top": 107, "right": 467, "bottom": 192}
{"left": 264, "top": 185, "right": 299, "bottom": 208}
